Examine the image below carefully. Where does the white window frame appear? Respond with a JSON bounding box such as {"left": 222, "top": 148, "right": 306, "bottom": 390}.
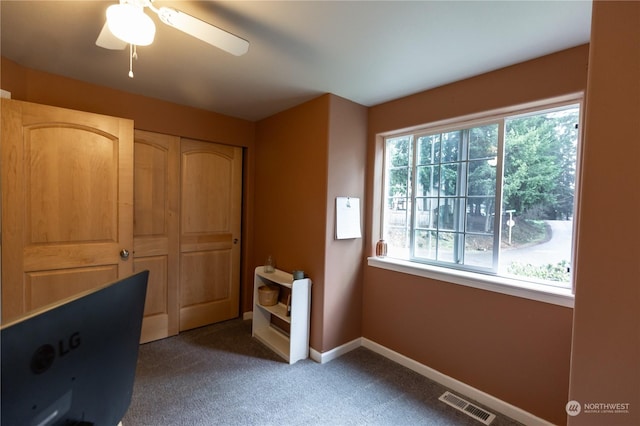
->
{"left": 369, "top": 94, "right": 584, "bottom": 308}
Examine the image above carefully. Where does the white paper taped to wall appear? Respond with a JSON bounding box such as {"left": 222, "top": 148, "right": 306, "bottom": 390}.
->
{"left": 336, "top": 197, "right": 361, "bottom": 239}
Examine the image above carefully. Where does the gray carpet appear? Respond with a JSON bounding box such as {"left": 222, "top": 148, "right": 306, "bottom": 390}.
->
{"left": 123, "top": 319, "right": 523, "bottom": 426}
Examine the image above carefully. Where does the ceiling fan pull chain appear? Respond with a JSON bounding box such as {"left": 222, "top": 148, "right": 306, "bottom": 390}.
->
{"left": 128, "top": 44, "right": 134, "bottom": 78}
{"left": 128, "top": 43, "right": 137, "bottom": 78}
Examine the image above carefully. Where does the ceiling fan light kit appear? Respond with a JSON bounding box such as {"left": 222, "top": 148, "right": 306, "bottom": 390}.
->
{"left": 98, "top": 0, "right": 249, "bottom": 78}
{"left": 106, "top": 3, "right": 156, "bottom": 46}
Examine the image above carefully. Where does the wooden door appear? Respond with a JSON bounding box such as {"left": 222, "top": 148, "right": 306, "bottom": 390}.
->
{"left": 179, "top": 139, "right": 242, "bottom": 331}
{"left": 1, "top": 99, "right": 134, "bottom": 323}
{"left": 133, "top": 130, "right": 180, "bottom": 343}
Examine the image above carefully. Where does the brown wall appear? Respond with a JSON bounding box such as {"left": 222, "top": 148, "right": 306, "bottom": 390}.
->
{"left": 568, "top": 2, "right": 640, "bottom": 425}
{"left": 323, "top": 95, "right": 367, "bottom": 351}
{"left": 253, "top": 94, "right": 367, "bottom": 353}
{"left": 0, "top": 58, "right": 254, "bottom": 146}
{"left": 253, "top": 95, "right": 330, "bottom": 350}
{"left": 363, "top": 45, "right": 589, "bottom": 424}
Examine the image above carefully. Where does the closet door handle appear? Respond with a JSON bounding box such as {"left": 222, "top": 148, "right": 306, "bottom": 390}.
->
{"left": 120, "top": 248, "right": 130, "bottom": 260}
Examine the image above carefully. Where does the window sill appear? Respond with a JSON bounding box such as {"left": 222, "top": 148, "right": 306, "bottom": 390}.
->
{"left": 367, "top": 256, "right": 574, "bottom": 308}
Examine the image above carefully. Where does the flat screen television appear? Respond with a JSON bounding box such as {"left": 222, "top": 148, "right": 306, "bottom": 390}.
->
{"left": 1, "top": 270, "right": 149, "bottom": 426}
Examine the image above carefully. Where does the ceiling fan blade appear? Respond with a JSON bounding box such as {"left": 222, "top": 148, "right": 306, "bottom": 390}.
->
{"left": 95, "top": 21, "right": 127, "bottom": 50}
{"left": 157, "top": 7, "right": 249, "bottom": 56}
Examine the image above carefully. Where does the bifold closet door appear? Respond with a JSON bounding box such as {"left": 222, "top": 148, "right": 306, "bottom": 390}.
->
{"left": 133, "top": 130, "right": 180, "bottom": 343}
{"left": 1, "top": 99, "right": 134, "bottom": 323}
{"left": 179, "top": 139, "right": 242, "bottom": 331}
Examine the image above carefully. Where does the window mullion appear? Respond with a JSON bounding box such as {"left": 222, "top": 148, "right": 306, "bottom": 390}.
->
{"left": 455, "top": 130, "right": 469, "bottom": 264}
{"left": 409, "top": 136, "right": 418, "bottom": 259}
{"left": 493, "top": 119, "right": 506, "bottom": 272}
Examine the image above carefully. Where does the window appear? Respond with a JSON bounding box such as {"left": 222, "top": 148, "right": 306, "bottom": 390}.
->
{"left": 381, "top": 100, "right": 581, "bottom": 291}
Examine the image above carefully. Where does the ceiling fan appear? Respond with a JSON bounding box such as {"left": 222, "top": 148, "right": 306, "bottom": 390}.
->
{"left": 96, "top": 0, "right": 249, "bottom": 76}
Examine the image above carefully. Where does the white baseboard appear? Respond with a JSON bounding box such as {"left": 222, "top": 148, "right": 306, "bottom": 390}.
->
{"left": 361, "top": 338, "right": 554, "bottom": 426}
{"left": 310, "top": 337, "right": 362, "bottom": 364}
{"left": 245, "top": 312, "right": 552, "bottom": 425}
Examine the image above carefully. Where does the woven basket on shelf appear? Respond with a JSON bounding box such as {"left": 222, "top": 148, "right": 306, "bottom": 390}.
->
{"left": 258, "top": 285, "right": 279, "bottom": 306}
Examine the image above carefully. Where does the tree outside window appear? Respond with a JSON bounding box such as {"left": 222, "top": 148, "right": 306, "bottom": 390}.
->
{"left": 382, "top": 102, "right": 580, "bottom": 288}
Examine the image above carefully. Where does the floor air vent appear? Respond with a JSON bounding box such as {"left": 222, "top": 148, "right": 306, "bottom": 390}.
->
{"left": 439, "top": 391, "right": 496, "bottom": 425}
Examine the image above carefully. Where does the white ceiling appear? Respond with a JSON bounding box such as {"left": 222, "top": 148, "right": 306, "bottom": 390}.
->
{"left": 1, "top": 1, "right": 592, "bottom": 121}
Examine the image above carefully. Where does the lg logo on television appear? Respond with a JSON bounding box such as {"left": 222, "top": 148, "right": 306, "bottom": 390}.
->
{"left": 30, "top": 332, "right": 81, "bottom": 374}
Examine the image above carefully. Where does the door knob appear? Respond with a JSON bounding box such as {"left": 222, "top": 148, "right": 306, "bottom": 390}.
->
{"left": 120, "top": 249, "right": 130, "bottom": 260}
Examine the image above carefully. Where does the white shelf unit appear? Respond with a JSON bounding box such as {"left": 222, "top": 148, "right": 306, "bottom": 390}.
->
{"left": 252, "top": 267, "right": 312, "bottom": 364}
